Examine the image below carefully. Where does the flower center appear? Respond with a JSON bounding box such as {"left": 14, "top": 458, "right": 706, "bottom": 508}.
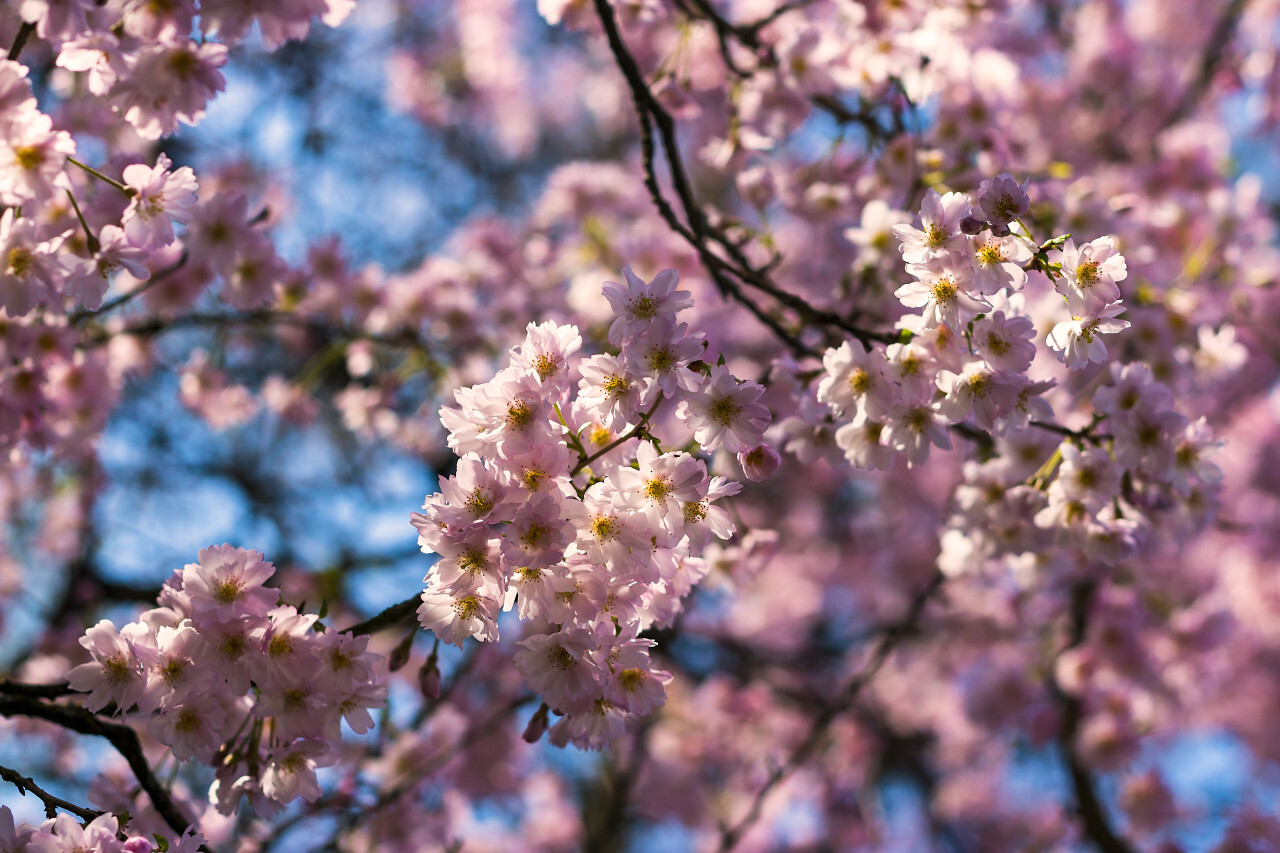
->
{"left": 592, "top": 516, "right": 618, "bottom": 540}
{"left": 549, "top": 645, "right": 575, "bottom": 670}
{"left": 268, "top": 633, "right": 294, "bottom": 658}
{"left": 709, "top": 397, "right": 742, "bottom": 426}
{"left": 218, "top": 633, "right": 247, "bottom": 660}
{"left": 589, "top": 424, "right": 612, "bottom": 446}
{"left": 521, "top": 522, "right": 549, "bottom": 549}
{"left": 992, "top": 194, "right": 1018, "bottom": 220}
{"left": 175, "top": 708, "right": 203, "bottom": 733}
{"left": 464, "top": 488, "right": 493, "bottom": 517}
{"left": 13, "top": 146, "right": 43, "bottom": 171}
{"left": 647, "top": 347, "right": 675, "bottom": 373}
{"left": 630, "top": 295, "right": 658, "bottom": 319}
{"left": 454, "top": 594, "right": 481, "bottom": 620}
{"left": 458, "top": 547, "right": 488, "bottom": 574}
{"left": 1076, "top": 261, "right": 1100, "bottom": 286}
{"left": 925, "top": 223, "right": 948, "bottom": 249}
{"left": 215, "top": 577, "right": 244, "bottom": 604}
{"left": 978, "top": 243, "right": 1005, "bottom": 266}
{"left": 7, "top": 247, "right": 33, "bottom": 278}
{"left": 103, "top": 654, "right": 131, "bottom": 684}
{"left": 507, "top": 400, "right": 535, "bottom": 429}
{"left": 168, "top": 48, "right": 198, "bottom": 77}
{"left": 618, "top": 668, "right": 646, "bottom": 692}
{"left": 161, "top": 657, "right": 188, "bottom": 686}
{"left": 532, "top": 353, "right": 558, "bottom": 381}
{"left": 643, "top": 477, "right": 671, "bottom": 501}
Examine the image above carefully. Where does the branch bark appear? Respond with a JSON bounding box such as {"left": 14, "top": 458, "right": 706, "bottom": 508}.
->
{"left": 1051, "top": 581, "right": 1137, "bottom": 853}
{"left": 0, "top": 694, "right": 203, "bottom": 847}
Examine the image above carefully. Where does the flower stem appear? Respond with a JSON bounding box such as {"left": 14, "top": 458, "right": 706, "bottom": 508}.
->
{"left": 67, "top": 157, "right": 135, "bottom": 197}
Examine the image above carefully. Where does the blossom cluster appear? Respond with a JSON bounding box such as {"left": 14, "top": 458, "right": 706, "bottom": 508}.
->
{"left": 66, "top": 545, "right": 386, "bottom": 817}
{"left": 791, "top": 176, "right": 1134, "bottom": 473}
{"left": 772, "top": 175, "right": 1226, "bottom": 596}
{"left": 0, "top": 0, "right": 352, "bottom": 459}
{"left": 412, "top": 267, "right": 771, "bottom": 748}
{"left": 937, "top": 360, "right": 1223, "bottom": 582}
{"left": 1, "top": 808, "right": 203, "bottom": 853}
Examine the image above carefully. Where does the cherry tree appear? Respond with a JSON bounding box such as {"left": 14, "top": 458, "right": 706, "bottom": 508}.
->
{"left": 1, "top": 0, "right": 1280, "bottom": 851}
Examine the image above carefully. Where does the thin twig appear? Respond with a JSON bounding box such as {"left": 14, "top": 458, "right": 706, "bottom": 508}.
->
{"left": 570, "top": 397, "right": 662, "bottom": 475}
{"left": 66, "top": 157, "right": 134, "bottom": 196}
{"left": 70, "top": 251, "right": 189, "bottom": 325}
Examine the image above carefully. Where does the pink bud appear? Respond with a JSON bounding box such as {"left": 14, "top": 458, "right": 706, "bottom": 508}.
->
{"left": 418, "top": 658, "right": 441, "bottom": 699}
{"left": 388, "top": 631, "right": 414, "bottom": 672}
{"left": 738, "top": 443, "right": 781, "bottom": 482}
{"left": 522, "top": 703, "right": 550, "bottom": 744}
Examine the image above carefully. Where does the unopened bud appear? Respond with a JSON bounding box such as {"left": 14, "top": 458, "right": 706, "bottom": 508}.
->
{"left": 738, "top": 443, "right": 781, "bottom": 482}
{"left": 522, "top": 703, "right": 550, "bottom": 744}
{"left": 418, "top": 657, "right": 441, "bottom": 699}
{"left": 388, "top": 630, "right": 414, "bottom": 672}
{"left": 959, "top": 215, "right": 986, "bottom": 235}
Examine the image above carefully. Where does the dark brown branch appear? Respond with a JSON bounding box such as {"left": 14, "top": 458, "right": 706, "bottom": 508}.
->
{"left": 1050, "top": 582, "right": 1137, "bottom": 853}
{"left": 0, "top": 764, "right": 104, "bottom": 822}
{"left": 0, "top": 680, "right": 75, "bottom": 699}
{"left": 1163, "top": 0, "right": 1252, "bottom": 129}
{"left": 7, "top": 22, "right": 35, "bottom": 62}
{"left": 0, "top": 695, "right": 203, "bottom": 847}
{"left": 717, "top": 570, "right": 945, "bottom": 852}
{"left": 582, "top": 718, "right": 654, "bottom": 853}
{"left": 339, "top": 596, "right": 419, "bottom": 635}
{"left": 592, "top": 0, "right": 897, "bottom": 356}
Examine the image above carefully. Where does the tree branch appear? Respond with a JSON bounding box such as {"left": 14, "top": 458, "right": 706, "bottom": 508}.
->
{"left": 1163, "top": 0, "right": 1252, "bottom": 130}
{"left": 717, "top": 570, "right": 944, "bottom": 852}
{"left": 339, "top": 596, "right": 419, "bottom": 636}
{"left": 1051, "top": 582, "right": 1137, "bottom": 853}
{"left": 7, "top": 22, "right": 35, "bottom": 62}
{"left": 0, "top": 764, "right": 105, "bottom": 822}
{"left": 592, "top": 0, "right": 898, "bottom": 357}
{"left": 0, "top": 695, "right": 202, "bottom": 847}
